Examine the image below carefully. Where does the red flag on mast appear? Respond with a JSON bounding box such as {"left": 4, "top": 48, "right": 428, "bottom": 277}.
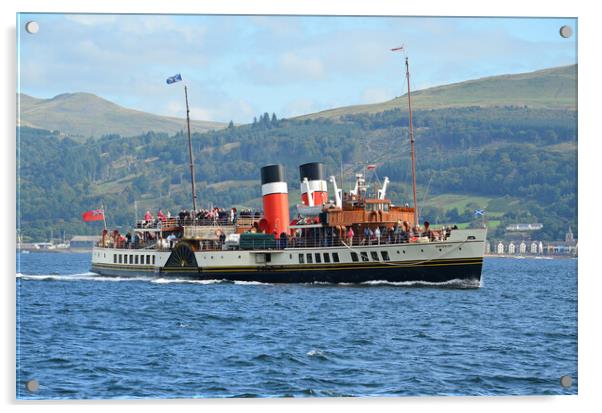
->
{"left": 82, "top": 209, "right": 105, "bottom": 222}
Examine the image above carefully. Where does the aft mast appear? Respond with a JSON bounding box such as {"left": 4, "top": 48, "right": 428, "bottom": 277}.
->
{"left": 392, "top": 46, "right": 419, "bottom": 225}
{"left": 184, "top": 86, "right": 198, "bottom": 211}
{"left": 166, "top": 73, "right": 197, "bottom": 212}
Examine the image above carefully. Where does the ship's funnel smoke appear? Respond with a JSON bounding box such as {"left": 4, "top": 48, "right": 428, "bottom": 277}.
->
{"left": 299, "top": 162, "right": 328, "bottom": 206}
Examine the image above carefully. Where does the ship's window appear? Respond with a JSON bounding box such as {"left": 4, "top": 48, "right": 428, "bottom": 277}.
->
{"left": 118, "top": 254, "right": 122, "bottom": 264}
{"left": 360, "top": 252, "right": 369, "bottom": 262}
{"left": 371, "top": 251, "right": 379, "bottom": 261}
{"left": 146, "top": 255, "right": 151, "bottom": 264}
{"left": 299, "top": 254, "right": 304, "bottom": 264}
{"left": 323, "top": 253, "right": 331, "bottom": 263}
{"left": 383, "top": 204, "right": 389, "bottom": 212}
{"left": 289, "top": 254, "right": 292, "bottom": 259}
{"left": 315, "top": 253, "right": 322, "bottom": 263}
{"left": 467, "top": 236, "right": 476, "bottom": 240}
{"left": 129, "top": 255, "right": 133, "bottom": 264}
{"left": 350, "top": 252, "right": 359, "bottom": 262}
{"left": 152, "top": 255, "right": 156, "bottom": 265}
{"left": 381, "top": 251, "right": 390, "bottom": 261}
{"left": 332, "top": 252, "right": 340, "bottom": 263}
{"left": 135, "top": 255, "right": 139, "bottom": 264}
{"left": 306, "top": 253, "right": 313, "bottom": 264}
{"left": 421, "top": 249, "right": 424, "bottom": 253}
{"left": 113, "top": 254, "right": 117, "bottom": 263}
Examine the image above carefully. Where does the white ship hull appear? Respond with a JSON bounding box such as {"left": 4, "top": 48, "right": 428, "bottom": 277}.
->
{"left": 91, "top": 229, "right": 486, "bottom": 286}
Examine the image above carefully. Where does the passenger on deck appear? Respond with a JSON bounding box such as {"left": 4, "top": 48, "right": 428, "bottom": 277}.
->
{"left": 166, "top": 233, "right": 177, "bottom": 248}
{"left": 125, "top": 231, "right": 132, "bottom": 248}
{"left": 157, "top": 210, "right": 166, "bottom": 223}
{"left": 363, "top": 226, "right": 370, "bottom": 245}
{"left": 144, "top": 210, "right": 153, "bottom": 226}
{"left": 422, "top": 221, "right": 433, "bottom": 241}
{"left": 401, "top": 221, "right": 411, "bottom": 243}
{"left": 375, "top": 227, "right": 381, "bottom": 245}
{"left": 346, "top": 227, "right": 354, "bottom": 246}
{"left": 280, "top": 232, "right": 288, "bottom": 249}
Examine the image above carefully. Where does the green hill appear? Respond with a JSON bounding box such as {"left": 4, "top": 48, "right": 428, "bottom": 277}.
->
{"left": 299, "top": 65, "right": 576, "bottom": 120}
{"left": 18, "top": 92, "right": 226, "bottom": 140}
{"left": 17, "top": 65, "right": 577, "bottom": 243}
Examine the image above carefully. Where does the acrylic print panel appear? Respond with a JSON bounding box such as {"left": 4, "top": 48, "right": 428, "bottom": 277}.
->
{"left": 16, "top": 13, "right": 577, "bottom": 399}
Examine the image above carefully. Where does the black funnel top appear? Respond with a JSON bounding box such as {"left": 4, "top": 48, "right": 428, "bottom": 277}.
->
{"left": 261, "top": 164, "right": 285, "bottom": 184}
{"left": 299, "top": 162, "right": 324, "bottom": 182}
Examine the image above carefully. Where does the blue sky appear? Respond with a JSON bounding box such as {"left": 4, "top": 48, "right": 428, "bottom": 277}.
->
{"left": 17, "top": 14, "right": 577, "bottom": 124}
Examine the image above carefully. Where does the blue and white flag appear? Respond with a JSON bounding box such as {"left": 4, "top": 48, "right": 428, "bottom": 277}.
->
{"left": 474, "top": 209, "right": 485, "bottom": 216}
{"left": 166, "top": 73, "right": 182, "bottom": 85}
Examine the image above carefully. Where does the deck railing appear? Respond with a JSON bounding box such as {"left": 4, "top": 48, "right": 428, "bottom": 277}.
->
{"left": 135, "top": 215, "right": 261, "bottom": 229}
{"left": 97, "top": 232, "right": 452, "bottom": 251}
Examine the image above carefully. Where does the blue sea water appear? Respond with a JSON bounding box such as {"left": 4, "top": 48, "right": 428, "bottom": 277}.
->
{"left": 16, "top": 252, "right": 577, "bottom": 399}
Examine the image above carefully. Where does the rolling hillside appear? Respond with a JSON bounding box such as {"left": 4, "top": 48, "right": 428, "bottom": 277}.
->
{"left": 17, "top": 64, "right": 577, "bottom": 242}
{"left": 299, "top": 64, "right": 576, "bottom": 120}
{"left": 18, "top": 92, "right": 226, "bottom": 140}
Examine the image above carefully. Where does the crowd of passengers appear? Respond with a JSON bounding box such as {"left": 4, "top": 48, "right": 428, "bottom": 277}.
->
{"left": 275, "top": 220, "right": 456, "bottom": 249}
{"left": 101, "top": 211, "right": 458, "bottom": 250}
{"left": 136, "top": 207, "right": 262, "bottom": 228}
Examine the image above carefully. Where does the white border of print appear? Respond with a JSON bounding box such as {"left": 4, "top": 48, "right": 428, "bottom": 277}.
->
{"left": 3, "top": 1, "right": 599, "bottom": 413}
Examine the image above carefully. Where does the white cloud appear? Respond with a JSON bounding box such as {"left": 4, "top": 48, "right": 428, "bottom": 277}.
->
{"left": 64, "top": 14, "right": 118, "bottom": 26}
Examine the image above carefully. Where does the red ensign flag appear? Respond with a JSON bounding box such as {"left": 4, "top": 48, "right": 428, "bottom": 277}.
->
{"left": 82, "top": 209, "right": 105, "bottom": 222}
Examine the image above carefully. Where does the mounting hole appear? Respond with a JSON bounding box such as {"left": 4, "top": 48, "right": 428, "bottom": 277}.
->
{"left": 26, "top": 379, "right": 39, "bottom": 392}
{"left": 25, "top": 21, "right": 39, "bottom": 34}
{"left": 559, "top": 25, "right": 573, "bottom": 38}
{"left": 560, "top": 375, "right": 573, "bottom": 388}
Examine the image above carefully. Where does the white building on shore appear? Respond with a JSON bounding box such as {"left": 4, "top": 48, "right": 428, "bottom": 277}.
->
{"left": 508, "top": 242, "right": 516, "bottom": 255}
{"left": 497, "top": 242, "right": 505, "bottom": 255}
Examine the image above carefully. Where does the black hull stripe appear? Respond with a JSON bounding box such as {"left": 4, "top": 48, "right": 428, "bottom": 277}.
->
{"left": 91, "top": 263, "right": 483, "bottom": 285}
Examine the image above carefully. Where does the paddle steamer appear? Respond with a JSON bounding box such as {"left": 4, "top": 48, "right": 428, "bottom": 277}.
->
{"left": 91, "top": 56, "right": 487, "bottom": 285}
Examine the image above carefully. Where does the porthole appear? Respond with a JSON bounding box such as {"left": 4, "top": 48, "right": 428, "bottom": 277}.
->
{"left": 459, "top": 247, "right": 462, "bottom": 251}
{"left": 403, "top": 250, "right": 406, "bottom": 254}
{"left": 421, "top": 249, "right": 424, "bottom": 253}
{"left": 238, "top": 255, "right": 241, "bottom": 259}
{"left": 396, "top": 250, "right": 400, "bottom": 254}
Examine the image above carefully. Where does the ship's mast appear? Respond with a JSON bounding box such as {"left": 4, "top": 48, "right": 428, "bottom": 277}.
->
{"left": 405, "top": 57, "right": 419, "bottom": 225}
{"left": 184, "top": 86, "right": 198, "bottom": 211}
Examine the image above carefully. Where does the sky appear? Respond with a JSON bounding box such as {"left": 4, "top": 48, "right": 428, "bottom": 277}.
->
{"left": 17, "top": 14, "right": 577, "bottom": 124}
